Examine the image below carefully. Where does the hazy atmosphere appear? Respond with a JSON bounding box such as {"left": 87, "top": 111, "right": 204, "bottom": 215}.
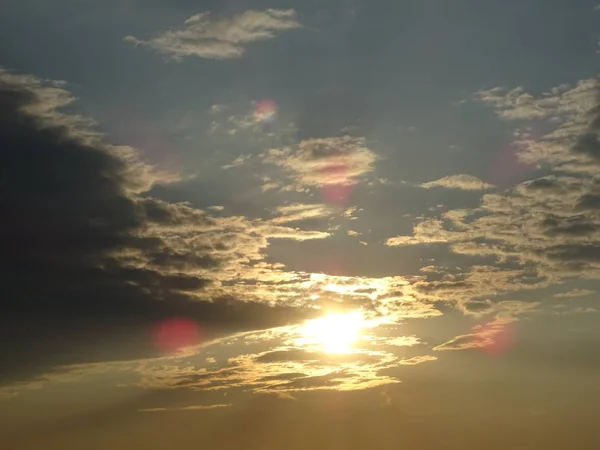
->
{"left": 1, "top": 1, "right": 600, "bottom": 449}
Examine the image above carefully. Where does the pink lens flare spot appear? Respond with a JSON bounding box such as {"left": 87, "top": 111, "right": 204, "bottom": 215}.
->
{"left": 255, "top": 99, "right": 277, "bottom": 123}
{"left": 490, "top": 146, "right": 535, "bottom": 188}
{"left": 478, "top": 321, "right": 516, "bottom": 356}
{"left": 155, "top": 318, "right": 202, "bottom": 353}
{"left": 319, "top": 162, "right": 353, "bottom": 204}
{"left": 321, "top": 184, "right": 353, "bottom": 204}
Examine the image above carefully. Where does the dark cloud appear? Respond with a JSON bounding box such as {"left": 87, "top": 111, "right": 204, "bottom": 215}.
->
{"left": 545, "top": 244, "right": 600, "bottom": 262}
{"left": 572, "top": 132, "right": 600, "bottom": 161}
{"left": 576, "top": 194, "right": 600, "bottom": 211}
{"left": 0, "top": 70, "right": 315, "bottom": 382}
{"left": 541, "top": 215, "right": 597, "bottom": 238}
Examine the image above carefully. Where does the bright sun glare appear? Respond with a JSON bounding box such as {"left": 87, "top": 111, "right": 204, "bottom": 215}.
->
{"left": 298, "top": 311, "right": 365, "bottom": 354}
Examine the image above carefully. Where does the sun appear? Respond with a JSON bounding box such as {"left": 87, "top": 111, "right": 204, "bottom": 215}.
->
{"left": 298, "top": 311, "right": 365, "bottom": 354}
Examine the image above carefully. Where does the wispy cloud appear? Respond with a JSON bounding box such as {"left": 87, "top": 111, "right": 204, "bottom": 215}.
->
{"left": 554, "top": 289, "right": 595, "bottom": 298}
{"left": 420, "top": 174, "right": 494, "bottom": 191}
{"left": 139, "top": 404, "right": 231, "bottom": 412}
{"left": 397, "top": 355, "right": 438, "bottom": 365}
{"left": 222, "top": 154, "right": 251, "bottom": 169}
{"left": 432, "top": 304, "right": 534, "bottom": 352}
{"left": 125, "top": 9, "right": 300, "bottom": 60}
{"left": 270, "top": 203, "right": 333, "bottom": 224}
{"left": 433, "top": 320, "right": 509, "bottom": 351}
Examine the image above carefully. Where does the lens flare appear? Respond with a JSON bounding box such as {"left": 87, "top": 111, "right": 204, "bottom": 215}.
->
{"left": 154, "top": 318, "right": 201, "bottom": 353}
{"left": 320, "top": 160, "right": 353, "bottom": 204}
{"left": 254, "top": 99, "right": 277, "bottom": 124}
{"left": 490, "top": 146, "right": 535, "bottom": 188}
{"left": 480, "top": 321, "right": 515, "bottom": 355}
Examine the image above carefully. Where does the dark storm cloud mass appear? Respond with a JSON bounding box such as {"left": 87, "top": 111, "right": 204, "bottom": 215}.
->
{"left": 0, "top": 70, "right": 322, "bottom": 381}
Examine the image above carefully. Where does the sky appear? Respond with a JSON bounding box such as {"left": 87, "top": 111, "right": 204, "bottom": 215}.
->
{"left": 1, "top": 1, "right": 600, "bottom": 449}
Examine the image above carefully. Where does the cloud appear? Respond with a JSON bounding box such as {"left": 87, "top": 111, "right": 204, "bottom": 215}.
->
{"left": 386, "top": 128, "right": 600, "bottom": 307}
{"left": 128, "top": 324, "right": 415, "bottom": 395}
{"left": 474, "top": 80, "right": 597, "bottom": 121}
{"left": 269, "top": 203, "right": 334, "bottom": 224}
{"left": 476, "top": 78, "right": 600, "bottom": 173}
{"left": 475, "top": 86, "right": 559, "bottom": 120}
{"left": 0, "top": 69, "right": 333, "bottom": 383}
{"left": 207, "top": 100, "right": 297, "bottom": 141}
{"left": 420, "top": 174, "right": 495, "bottom": 191}
{"left": 261, "top": 136, "right": 377, "bottom": 190}
{"left": 385, "top": 336, "right": 421, "bottom": 347}
{"left": 433, "top": 319, "right": 512, "bottom": 351}
{"left": 397, "top": 355, "right": 437, "bottom": 365}
{"left": 222, "top": 154, "right": 251, "bottom": 169}
{"left": 139, "top": 404, "right": 231, "bottom": 412}
{"left": 1, "top": 67, "right": 438, "bottom": 396}
{"left": 553, "top": 289, "right": 595, "bottom": 298}
{"left": 125, "top": 9, "right": 300, "bottom": 60}
{"left": 386, "top": 219, "right": 456, "bottom": 246}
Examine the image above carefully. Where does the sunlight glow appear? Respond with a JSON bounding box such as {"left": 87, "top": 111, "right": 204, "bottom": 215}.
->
{"left": 298, "top": 311, "right": 365, "bottom": 354}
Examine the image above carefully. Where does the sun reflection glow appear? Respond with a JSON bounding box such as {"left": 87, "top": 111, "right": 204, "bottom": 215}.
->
{"left": 297, "top": 311, "right": 365, "bottom": 354}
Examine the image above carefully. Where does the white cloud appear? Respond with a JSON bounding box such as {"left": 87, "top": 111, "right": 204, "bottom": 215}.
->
{"left": 125, "top": 9, "right": 300, "bottom": 60}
